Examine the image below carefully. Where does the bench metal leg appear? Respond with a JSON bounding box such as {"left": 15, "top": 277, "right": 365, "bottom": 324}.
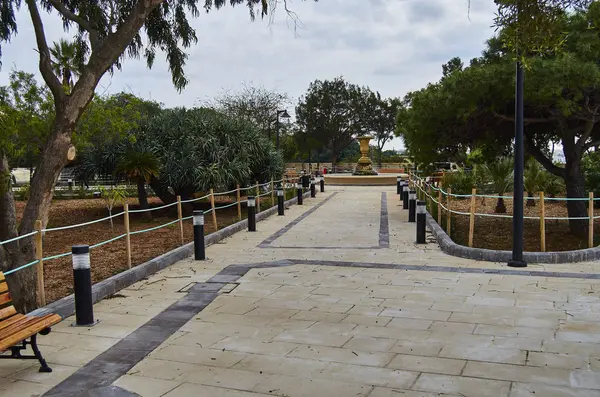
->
{"left": 30, "top": 334, "right": 52, "bottom": 373}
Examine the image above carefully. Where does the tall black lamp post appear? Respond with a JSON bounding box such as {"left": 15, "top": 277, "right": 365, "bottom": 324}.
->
{"left": 276, "top": 109, "right": 291, "bottom": 150}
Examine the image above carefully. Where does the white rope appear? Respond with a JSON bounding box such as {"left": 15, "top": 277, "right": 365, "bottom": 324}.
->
{"left": 44, "top": 212, "right": 124, "bottom": 232}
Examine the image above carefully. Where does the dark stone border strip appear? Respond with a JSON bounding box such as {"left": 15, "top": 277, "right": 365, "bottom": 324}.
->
{"left": 257, "top": 192, "right": 339, "bottom": 248}
{"left": 258, "top": 191, "right": 390, "bottom": 250}
{"left": 29, "top": 193, "right": 310, "bottom": 320}
{"left": 44, "top": 257, "right": 600, "bottom": 396}
{"left": 425, "top": 211, "right": 600, "bottom": 264}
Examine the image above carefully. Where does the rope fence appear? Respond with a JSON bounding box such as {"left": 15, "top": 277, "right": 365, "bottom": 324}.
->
{"left": 409, "top": 172, "right": 598, "bottom": 253}
{"left": 1, "top": 176, "right": 306, "bottom": 306}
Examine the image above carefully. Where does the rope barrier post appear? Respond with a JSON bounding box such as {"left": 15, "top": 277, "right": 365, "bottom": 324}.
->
{"left": 447, "top": 188, "right": 452, "bottom": 238}
{"left": 271, "top": 179, "right": 275, "bottom": 206}
{"left": 416, "top": 200, "right": 427, "bottom": 244}
{"left": 236, "top": 184, "right": 242, "bottom": 220}
{"left": 590, "top": 192, "right": 594, "bottom": 248}
{"left": 297, "top": 182, "right": 303, "bottom": 205}
{"left": 34, "top": 220, "right": 45, "bottom": 307}
{"left": 397, "top": 176, "right": 401, "bottom": 195}
{"left": 310, "top": 179, "right": 316, "bottom": 198}
{"left": 409, "top": 190, "right": 417, "bottom": 223}
{"left": 248, "top": 196, "right": 256, "bottom": 232}
{"left": 72, "top": 245, "right": 96, "bottom": 327}
{"left": 176, "top": 196, "right": 184, "bottom": 245}
{"left": 255, "top": 182, "right": 261, "bottom": 213}
{"left": 437, "top": 189, "right": 442, "bottom": 225}
{"left": 209, "top": 188, "right": 218, "bottom": 231}
{"left": 403, "top": 184, "right": 409, "bottom": 210}
{"left": 540, "top": 192, "right": 546, "bottom": 252}
{"left": 277, "top": 186, "right": 285, "bottom": 216}
{"left": 320, "top": 177, "right": 325, "bottom": 193}
{"left": 193, "top": 210, "right": 205, "bottom": 260}
{"left": 124, "top": 204, "right": 132, "bottom": 269}
{"left": 468, "top": 188, "right": 476, "bottom": 248}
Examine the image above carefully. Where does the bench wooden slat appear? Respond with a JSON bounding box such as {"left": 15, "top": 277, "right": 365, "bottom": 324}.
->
{"left": 0, "top": 306, "right": 16, "bottom": 321}
{"left": 0, "top": 316, "right": 36, "bottom": 339}
{"left": 0, "top": 314, "right": 24, "bottom": 331}
{"left": 0, "top": 292, "right": 11, "bottom": 306}
{"left": 0, "top": 272, "right": 4, "bottom": 282}
{"left": 0, "top": 314, "right": 61, "bottom": 352}
{"left": 0, "top": 282, "right": 8, "bottom": 294}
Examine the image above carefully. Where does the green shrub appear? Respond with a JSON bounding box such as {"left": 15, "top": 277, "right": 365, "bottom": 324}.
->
{"left": 441, "top": 171, "right": 474, "bottom": 195}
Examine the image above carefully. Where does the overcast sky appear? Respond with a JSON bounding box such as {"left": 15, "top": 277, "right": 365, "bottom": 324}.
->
{"left": 0, "top": 0, "right": 498, "bottom": 151}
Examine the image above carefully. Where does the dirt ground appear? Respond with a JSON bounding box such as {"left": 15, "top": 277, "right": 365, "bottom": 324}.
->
{"left": 431, "top": 194, "right": 598, "bottom": 252}
{"left": 14, "top": 193, "right": 281, "bottom": 304}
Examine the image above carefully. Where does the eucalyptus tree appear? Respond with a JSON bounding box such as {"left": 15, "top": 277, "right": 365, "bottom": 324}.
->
{"left": 0, "top": 0, "right": 316, "bottom": 311}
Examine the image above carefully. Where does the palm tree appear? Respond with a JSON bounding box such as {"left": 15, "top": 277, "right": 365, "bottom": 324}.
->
{"left": 50, "top": 39, "right": 79, "bottom": 91}
{"left": 484, "top": 157, "right": 514, "bottom": 213}
{"left": 117, "top": 150, "right": 160, "bottom": 218}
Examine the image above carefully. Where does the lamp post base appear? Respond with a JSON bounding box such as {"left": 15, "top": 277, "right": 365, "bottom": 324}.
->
{"left": 507, "top": 259, "right": 527, "bottom": 268}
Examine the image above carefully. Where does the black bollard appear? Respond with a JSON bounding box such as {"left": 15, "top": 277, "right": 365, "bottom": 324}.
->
{"left": 68, "top": 178, "right": 73, "bottom": 191}
{"left": 403, "top": 185, "right": 409, "bottom": 210}
{"left": 297, "top": 183, "right": 303, "bottom": 205}
{"left": 399, "top": 181, "right": 406, "bottom": 200}
{"left": 310, "top": 180, "right": 316, "bottom": 198}
{"left": 193, "top": 210, "right": 205, "bottom": 260}
{"left": 396, "top": 176, "right": 401, "bottom": 195}
{"left": 248, "top": 196, "right": 256, "bottom": 232}
{"left": 408, "top": 190, "right": 417, "bottom": 222}
{"left": 72, "top": 245, "right": 95, "bottom": 326}
{"left": 416, "top": 200, "right": 427, "bottom": 244}
{"left": 320, "top": 178, "right": 325, "bottom": 193}
{"left": 277, "top": 187, "right": 285, "bottom": 216}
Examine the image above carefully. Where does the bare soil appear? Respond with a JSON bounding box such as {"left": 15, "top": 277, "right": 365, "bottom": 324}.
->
{"left": 432, "top": 194, "right": 598, "bottom": 252}
{"left": 15, "top": 193, "right": 280, "bottom": 304}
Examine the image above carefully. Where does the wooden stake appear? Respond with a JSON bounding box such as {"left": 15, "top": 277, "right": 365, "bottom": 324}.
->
{"left": 236, "top": 184, "right": 242, "bottom": 220}
{"left": 255, "top": 181, "right": 261, "bottom": 212}
{"left": 590, "top": 192, "right": 595, "bottom": 248}
{"left": 540, "top": 192, "right": 546, "bottom": 252}
{"left": 468, "top": 188, "right": 476, "bottom": 247}
{"left": 438, "top": 189, "right": 442, "bottom": 225}
{"left": 176, "top": 196, "right": 184, "bottom": 245}
{"left": 271, "top": 179, "right": 275, "bottom": 206}
{"left": 447, "top": 188, "right": 452, "bottom": 238}
{"left": 124, "top": 204, "right": 132, "bottom": 269}
{"left": 210, "top": 188, "right": 218, "bottom": 231}
{"left": 34, "top": 220, "right": 45, "bottom": 307}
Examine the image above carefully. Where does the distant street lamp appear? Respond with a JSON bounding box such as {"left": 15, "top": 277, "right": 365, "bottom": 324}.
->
{"left": 276, "top": 109, "right": 291, "bottom": 150}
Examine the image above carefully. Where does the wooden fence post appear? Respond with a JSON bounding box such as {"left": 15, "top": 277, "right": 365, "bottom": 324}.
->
{"left": 447, "top": 188, "right": 452, "bottom": 238}
{"left": 437, "top": 189, "right": 442, "bottom": 225}
{"left": 590, "top": 192, "right": 595, "bottom": 248}
{"left": 271, "top": 179, "right": 275, "bottom": 206}
{"left": 176, "top": 196, "right": 184, "bottom": 245}
{"left": 540, "top": 192, "right": 546, "bottom": 252}
{"left": 210, "top": 188, "right": 218, "bottom": 231}
{"left": 124, "top": 204, "right": 132, "bottom": 269}
{"left": 468, "top": 188, "right": 476, "bottom": 247}
{"left": 255, "top": 181, "right": 261, "bottom": 212}
{"left": 35, "top": 220, "right": 45, "bottom": 307}
{"left": 236, "top": 184, "right": 242, "bottom": 220}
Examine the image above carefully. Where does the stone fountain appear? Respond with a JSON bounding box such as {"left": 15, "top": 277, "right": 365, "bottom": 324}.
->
{"left": 353, "top": 136, "right": 378, "bottom": 176}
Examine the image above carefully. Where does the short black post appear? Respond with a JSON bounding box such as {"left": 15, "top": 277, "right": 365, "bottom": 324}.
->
{"left": 396, "top": 176, "right": 401, "bottom": 195}
{"left": 310, "top": 180, "right": 316, "bottom": 198}
{"left": 403, "top": 185, "right": 409, "bottom": 210}
{"left": 68, "top": 178, "right": 73, "bottom": 191}
{"left": 416, "top": 200, "right": 426, "bottom": 244}
{"left": 297, "top": 183, "right": 303, "bottom": 205}
{"left": 72, "top": 245, "right": 95, "bottom": 326}
{"left": 277, "top": 187, "right": 285, "bottom": 216}
{"left": 248, "top": 196, "right": 256, "bottom": 232}
{"left": 399, "top": 181, "right": 405, "bottom": 200}
{"left": 320, "top": 178, "right": 325, "bottom": 193}
{"left": 193, "top": 210, "right": 205, "bottom": 260}
{"left": 408, "top": 190, "right": 417, "bottom": 222}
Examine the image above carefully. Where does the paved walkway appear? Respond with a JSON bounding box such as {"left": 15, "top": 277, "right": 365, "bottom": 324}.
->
{"left": 3, "top": 186, "right": 600, "bottom": 396}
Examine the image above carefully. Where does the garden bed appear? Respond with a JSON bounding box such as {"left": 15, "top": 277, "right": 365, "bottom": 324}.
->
{"left": 14, "top": 193, "right": 282, "bottom": 304}
{"left": 433, "top": 194, "right": 598, "bottom": 252}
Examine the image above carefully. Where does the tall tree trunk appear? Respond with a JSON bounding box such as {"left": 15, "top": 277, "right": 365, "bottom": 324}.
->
{"left": 0, "top": 154, "right": 37, "bottom": 313}
{"left": 526, "top": 192, "right": 536, "bottom": 207}
{"left": 137, "top": 179, "right": 151, "bottom": 220}
{"left": 564, "top": 158, "right": 588, "bottom": 236}
{"left": 495, "top": 197, "right": 507, "bottom": 214}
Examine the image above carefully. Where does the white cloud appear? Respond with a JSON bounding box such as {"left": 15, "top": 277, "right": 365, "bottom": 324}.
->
{"left": 0, "top": 0, "right": 498, "bottom": 150}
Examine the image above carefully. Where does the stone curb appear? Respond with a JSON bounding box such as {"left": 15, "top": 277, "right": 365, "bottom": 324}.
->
{"left": 29, "top": 192, "right": 312, "bottom": 319}
{"left": 425, "top": 211, "right": 600, "bottom": 264}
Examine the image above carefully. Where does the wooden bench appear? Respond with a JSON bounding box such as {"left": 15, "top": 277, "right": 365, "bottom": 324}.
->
{"left": 0, "top": 271, "right": 61, "bottom": 372}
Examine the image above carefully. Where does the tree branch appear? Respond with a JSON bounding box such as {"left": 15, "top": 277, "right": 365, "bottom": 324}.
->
{"left": 25, "top": 0, "right": 65, "bottom": 102}
{"left": 492, "top": 111, "right": 554, "bottom": 124}
{"left": 525, "top": 135, "right": 565, "bottom": 178}
{"left": 47, "top": 0, "right": 100, "bottom": 50}
{"left": 584, "top": 139, "right": 600, "bottom": 152}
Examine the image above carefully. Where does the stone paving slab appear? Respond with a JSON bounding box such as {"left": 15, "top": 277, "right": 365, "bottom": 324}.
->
{"left": 3, "top": 186, "right": 600, "bottom": 396}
